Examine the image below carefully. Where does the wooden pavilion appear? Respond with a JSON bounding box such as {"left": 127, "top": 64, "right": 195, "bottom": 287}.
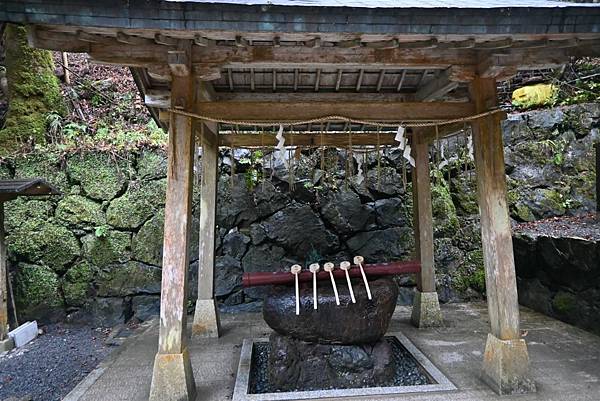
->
{"left": 3, "top": 0, "right": 600, "bottom": 399}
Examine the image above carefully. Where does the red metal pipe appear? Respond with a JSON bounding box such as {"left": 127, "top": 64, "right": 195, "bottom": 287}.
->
{"left": 242, "top": 260, "right": 421, "bottom": 287}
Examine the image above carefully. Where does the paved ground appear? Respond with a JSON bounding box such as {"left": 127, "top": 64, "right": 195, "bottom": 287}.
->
{"left": 68, "top": 303, "right": 600, "bottom": 401}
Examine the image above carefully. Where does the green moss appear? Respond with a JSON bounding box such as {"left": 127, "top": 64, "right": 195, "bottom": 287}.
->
{"left": 67, "top": 152, "right": 131, "bottom": 201}
{"left": 452, "top": 249, "right": 486, "bottom": 295}
{"left": 81, "top": 230, "right": 131, "bottom": 267}
{"left": 552, "top": 291, "right": 577, "bottom": 315}
{"left": 62, "top": 261, "right": 94, "bottom": 306}
{"left": 96, "top": 261, "right": 161, "bottom": 297}
{"left": 0, "top": 25, "right": 66, "bottom": 153}
{"left": 14, "top": 151, "right": 69, "bottom": 193}
{"left": 538, "top": 188, "right": 566, "bottom": 216}
{"left": 106, "top": 179, "right": 167, "bottom": 229}
{"left": 514, "top": 203, "right": 536, "bottom": 222}
{"left": 131, "top": 209, "right": 164, "bottom": 266}
{"left": 137, "top": 150, "right": 167, "bottom": 180}
{"left": 431, "top": 177, "right": 459, "bottom": 237}
{"left": 15, "top": 263, "right": 63, "bottom": 312}
{"left": 7, "top": 218, "right": 80, "bottom": 272}
{"left": 451, "top": 176, "right": 479, "bottom": 215}
{"left": 4, "top": 197, "right": 54, "bottom": 231}
{"left": 55, "top": 195, "right": 106, "bottom": 227}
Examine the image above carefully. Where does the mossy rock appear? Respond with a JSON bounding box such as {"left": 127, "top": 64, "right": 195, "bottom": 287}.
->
{"left": 15, "top": 263, "right": 64, "bottom": 320}
{"left": 67, "top": 152, "right": 131, "bottom": 201}
{"left": 452, "top": 249, "right": 486, "bottom": 295}
{"left": 96, "top": 261, "right": 161, "bottom": 297}
{"left": 0, "top": 25, "right": 66, "bottom": 153}
{"left": 552, "top": 291, "right": 577, "bottom": 316}
{"left": 14, "top": 151, "right": 69, "bottom": 193}
{"left": 137, "top": 150, "right": 167, "bottom": 180}
{"left": 106, "top": 179, "right": 167, "bottom": 229}
{"left": 55, "top": 195, "right": 106, "bottom": 227}
{"left": 131, "top": 209, "right": 164, "bottom": 266}
{"left": 62, "top": 261, "right": 94, "bottom": 306}
{"left": 7, "top": 219, "right": 80, "bottom": 272}
{"left": 81, "top": 230, "right": 131, "bottom": 267}
{"left": 431, "top": 180, "right": 459, "bottom": 237}
{"left": 536, "top": 188, "right": 566, "bottom": 217}
{"left": 131, "top": 208, "right": 199, "bottom": 266}
{"left": 4, "top": 197, "right": 54, "bottom": 232}
{"left": 450, "top": 176, "right": 479, "bottom": 215}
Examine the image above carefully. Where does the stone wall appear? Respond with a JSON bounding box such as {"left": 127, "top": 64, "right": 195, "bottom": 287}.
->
{"left": 1, "top": 103, "right": 597, "bottom": 327}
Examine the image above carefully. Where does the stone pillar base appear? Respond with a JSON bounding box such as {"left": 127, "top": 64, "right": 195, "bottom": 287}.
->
{"left": 150, "top": 348, "right": 196, "bottom": 401}
{"left": 411, "top": 290, "right": 443, "bottom": 328}
{"left": 482, "top": 333, "right": 536, "bottom": 395}
{"left": 192, "top": 299, "right": 221, "bottom": 338}
{"left": 0, "top": 337, "right": 15, "bottom": 352}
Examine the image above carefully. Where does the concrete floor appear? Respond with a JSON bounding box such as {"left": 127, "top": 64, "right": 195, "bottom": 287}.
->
{"left": 67, "top": 303, "right": 600, "bottom": 401}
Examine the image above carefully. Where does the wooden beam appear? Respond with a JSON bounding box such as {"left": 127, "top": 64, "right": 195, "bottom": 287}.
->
{"left": 0, "top": 203, "right": 8, "bottom": 342}
{"left": 415, "top": 68, "right": 460, "bottom": 101}
{"left": 469, "top": 77, "right": 520, "bottom": 341}
{"left": 219, "top": 132, "right": 398, "bottom": 147}
{"left": 168, "top": 47, "right": 191, "bottom": 78}
{"left": 194, "top": 101, "right": 475, "bottom": 122}
{"left": 145, "top": 89, "right": 171, "bottom": 109}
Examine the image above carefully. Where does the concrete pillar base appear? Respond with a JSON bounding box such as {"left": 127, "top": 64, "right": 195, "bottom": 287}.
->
{"left": 411, "top": 290, "right": 443, "bottom": 328}
{"left": 192, "top": 299, "right": 221, "bottom": 338}
{"left": 482, "top": 333, "right": 536, "bottom": 395}
{"left": 150, "top": 348, "right": 196, "bottom": 401}
{"left": 0, "top": 337, "right": 15, "bottom": 352}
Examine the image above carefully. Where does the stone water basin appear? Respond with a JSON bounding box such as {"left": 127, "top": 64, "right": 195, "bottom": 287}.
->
{"left": 263, "top": 278, "right": 398, "bottom": 345}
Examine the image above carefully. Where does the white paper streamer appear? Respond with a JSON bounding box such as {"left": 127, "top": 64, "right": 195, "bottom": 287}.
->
{"left": 403, "top": 144, "right": 415, "bottom": 167}
{"left": 467, "top": 134, "right": 474, "bottom": 160}
{"left": 394, "top": 125, "right": 406, "bottom": 149}
{"left": 275, "top": 124, "right": 288, "bottom": 168}
{"left": 438, "top": 141, "right": 448, "bottom": 169}
{"left": 353, "top": 152, "right": 365, "bottom": 184}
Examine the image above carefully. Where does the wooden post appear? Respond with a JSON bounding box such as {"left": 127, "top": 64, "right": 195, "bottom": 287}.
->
{"left": 149, "top": 42, "right": 197, "bottom": 401}
{"left": 470, "top": 77, "right": 535, "bottom": 395}
{"left": 0, "top": 203, "right": 8, "bottom": 341}
{"left": 192, "top": 122, "right": 221, "bottom": 338}
{"left": 410, "top": 130, "right": 443, "bottom": 328}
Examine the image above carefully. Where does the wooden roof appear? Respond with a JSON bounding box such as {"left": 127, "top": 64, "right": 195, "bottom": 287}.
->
{"left": 0, "top": 179, "right": 61, "bottom": 202}
{"left": 4, "top": 0, "right": 600, "bottom": 141}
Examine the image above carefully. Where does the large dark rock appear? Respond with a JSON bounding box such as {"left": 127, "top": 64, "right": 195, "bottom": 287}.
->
{"left": 261, "top": 203, "right": 339, "bottom": 258}
{"left": 346, "top": 227, "right": 412, "bottom": 263}
{"left": 320, "top": 190, "right": 376, "bottom": 235}
{"left": 268, "top": 333, "right": 396, "bottom": 392}
{"left": 263, "top": 278, "right": 398, "bottom": 344}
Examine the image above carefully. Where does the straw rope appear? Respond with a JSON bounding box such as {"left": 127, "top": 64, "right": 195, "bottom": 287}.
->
{"left": 167, "top": 108, "right": 503, "bottom": 129}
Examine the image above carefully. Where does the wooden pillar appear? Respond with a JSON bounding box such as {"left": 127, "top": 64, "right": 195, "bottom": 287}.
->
{"left": 410, "top": 129, "right": 443, "bottom": 328}
{"left": 192, "top": 122, "right": 221, "bottom": 338}
{"left": 470, "top": 77, "right": 535, "bottom": 395}
{"left": 149, "top": 44, "right": 197, "bottom": 401}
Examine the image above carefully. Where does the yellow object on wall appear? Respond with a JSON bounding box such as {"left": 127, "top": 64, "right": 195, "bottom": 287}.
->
{"left": 512, "top": 84, "right": 558, "bottom": 109}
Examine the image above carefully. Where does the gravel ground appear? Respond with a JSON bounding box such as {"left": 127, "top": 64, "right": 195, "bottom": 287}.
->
{"left": 249, "top": 336, "right": 429, "bottom": 394}
{"left": 0, "top": 324, "right": 113, "bottom": 401}
{"left": 514, "top": 212, "right": 600, "bottom": 241}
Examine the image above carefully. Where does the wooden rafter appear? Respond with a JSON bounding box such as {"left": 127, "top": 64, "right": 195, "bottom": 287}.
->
{"left": 192, "top": 100, "right": 475, "bottom": 122}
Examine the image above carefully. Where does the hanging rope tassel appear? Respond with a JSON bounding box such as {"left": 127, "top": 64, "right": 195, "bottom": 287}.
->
{"left": 376, "top": 127, "right": 381, "bottom": 191}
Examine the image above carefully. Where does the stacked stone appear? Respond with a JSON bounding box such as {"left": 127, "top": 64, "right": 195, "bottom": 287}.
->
{"left": 263, "top": 278, "right": 398, "bottom": 391}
